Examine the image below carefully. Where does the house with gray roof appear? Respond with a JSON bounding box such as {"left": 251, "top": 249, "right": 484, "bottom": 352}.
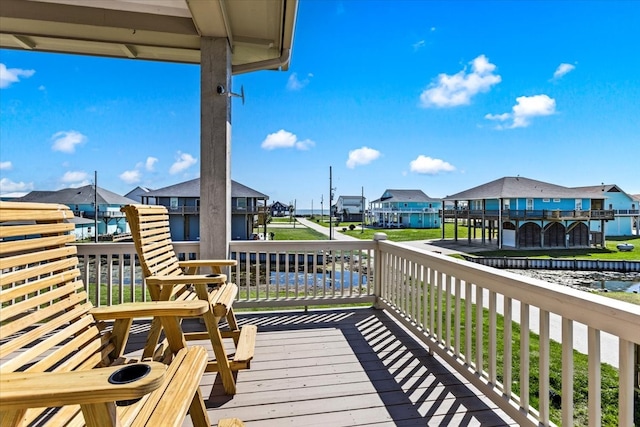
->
{"left": 124, "top": 186, "right": 155, "bottom": 204}
{"left": 335, "top": 195, "right": 366, "bottom": 222}
{"left": 370, "top": 189, "right": 441, "bottom": 229}
{"left": 141, "top": 178, "right": 268, "bottom": 241}
{"left": 443, "top": 176, "right": 615, "bottom": 249}
{"left": 571, "top": 184, "right": 639, "bottom": 237}
{"left": 15, "top": 185, "right": 137, "bottom": 238}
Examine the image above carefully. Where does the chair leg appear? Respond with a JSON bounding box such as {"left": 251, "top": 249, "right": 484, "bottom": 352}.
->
{"left": 142, "top": 317, "right": 164, "bottom": 360}
{"left": 226, "top": 308, "right": 240, "bottom": 346}
{"left": 188, "top": 387, "right": 211, "bottom": 427}
{"left": 202, "top": 310, "right": 236, "bottom": 395}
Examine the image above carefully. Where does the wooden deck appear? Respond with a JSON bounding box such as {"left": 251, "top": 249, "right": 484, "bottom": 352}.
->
{"left": 127, "top": 307, "right": 517, "bottom": 426}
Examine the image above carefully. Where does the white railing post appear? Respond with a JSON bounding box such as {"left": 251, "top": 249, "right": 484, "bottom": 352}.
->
{"left": 372, "top": 232, "right": 387, "bottom": 309}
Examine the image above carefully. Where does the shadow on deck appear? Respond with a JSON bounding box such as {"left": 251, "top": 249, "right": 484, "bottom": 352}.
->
{"left": 128, "top": 308, "right": 516, "bottom": 426}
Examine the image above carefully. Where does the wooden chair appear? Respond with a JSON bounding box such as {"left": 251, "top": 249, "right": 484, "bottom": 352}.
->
{"left": 121, "top": 204, "right": 256, "bottom": 395}
{"left": 0, "top": 201, "right": 211, "bottom": 427}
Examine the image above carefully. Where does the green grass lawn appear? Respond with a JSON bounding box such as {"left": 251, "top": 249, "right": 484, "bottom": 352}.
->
{"left": 87, "top": 283, "right": 150, "bottom": 307}
{"left": 427, "top": 288, "right": 625, "bottom": 426}
{"left": 341, "top": 223, "right": 470, "bottom": 241}
{"left": 269, "top": 227, "right": 328, "bottom": 240}
{"left": 270, "top": 217, "right": 296, "bottom": 223}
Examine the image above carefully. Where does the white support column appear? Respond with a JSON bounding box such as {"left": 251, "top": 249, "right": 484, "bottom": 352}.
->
{"left": 200, "top": 37, "right": 231, "bottom": 259}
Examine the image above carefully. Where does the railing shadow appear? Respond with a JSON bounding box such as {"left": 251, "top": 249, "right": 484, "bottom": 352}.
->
{"left": 198, "top": 308, "right": 513, "bottom": 425}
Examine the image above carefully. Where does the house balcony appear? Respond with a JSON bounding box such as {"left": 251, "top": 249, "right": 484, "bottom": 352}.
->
{"left": 442, "top": 209, "right": 616, "bottom": 221}
{"left": 72, "top": 210, "right": 127, "bottom": 219}
{"left": 74, "top": 239, "right": 639, "bottom": 426}
{"left": 166, "top": 205, "right": 201, "bottom": 214}
{"left": 231, "top": 205, "right": 264, "bottom": 215}
{"left": 372, "top": 207, "right": 440, "bottom": 214}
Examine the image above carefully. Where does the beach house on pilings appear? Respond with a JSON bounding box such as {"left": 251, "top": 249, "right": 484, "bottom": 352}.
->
{"left": 335, "top": 195, "right": 366, "bottom": 222}
{"left": 140, "top": 178, "right": 268, "bottom": 241}
{"left": 443, "top": 176, "right": 615, "bottom": 249}
{"left": 370, "top": 189, "right": 442, "bottom": 229}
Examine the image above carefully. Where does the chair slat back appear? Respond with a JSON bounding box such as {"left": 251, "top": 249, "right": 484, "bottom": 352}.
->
{"left": 121, "top": 205, "right": 187, "bottom": 294}
{"left": 0, "top": 202, "right": 108, "bottom": 378}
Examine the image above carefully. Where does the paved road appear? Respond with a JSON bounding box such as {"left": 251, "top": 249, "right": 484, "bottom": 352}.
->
{"left": 293, "top": 218, "right": 620, "bottom": 366}
{"left": 296, "top": 217, "right": 360, "bottom": 241}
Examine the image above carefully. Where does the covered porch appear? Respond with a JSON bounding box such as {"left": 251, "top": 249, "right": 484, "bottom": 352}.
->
{"left": 76, "top": 238, "right": 640, "bottom": 426}
{"left": 156, "top": 308, "right": 514, "bottom": 426}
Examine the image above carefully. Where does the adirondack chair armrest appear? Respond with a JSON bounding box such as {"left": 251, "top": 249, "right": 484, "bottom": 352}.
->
{"left": 90, "top": 301, "right": 209, "bottom": 320}
{"left": 145, "top": 274, "right": 227, "bottom": 286}
{"left": 179, "top": 259, "right": 237, "bottom": 275}
{"left": 179, "top": 260, "right": 237, "bottom": 268}
{"left": 0, "top": 362, "right": 166, "bottom": 410}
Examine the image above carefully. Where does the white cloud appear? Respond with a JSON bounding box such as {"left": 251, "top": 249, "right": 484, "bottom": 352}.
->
{"left": 60, "top": 171, "right": 90, "bottom": 188}
{"left": 419, "top": 54, "right": 501, "bottom": 108}
{"left": 261, "top": 129, "right": 315, "bottom": 151}
{"left": 286, "top": 72, "right": 312, "bottom": 90}
{"left": 0, "top": 63, "right": 35, "bottom": 89}
{"left": 120, "top": 169, "right": 141, "bottom": 184}
{"left": 145, "top": 156, "right": 158, "bottom": 171}
{"left": 0, "top": 161, "right": 12, "bottom": 170}
{"left": 61, "top": 170, "right": 89, "bottom": 184}
{"left": 295, "top": 139, "right": 315, "bottom": 150}
{"left": 51, "top": 130, "right": 87, "bottom": 153}
{"left": 0, "top": 177, "right": 33, "bottom": 193}
{"left": 413, "top": 40, "right": 426, "bottom": 50}
{"left": 409, "top": 155, "right": 456, "bottom": 174}
{"left": 346, "top": 146, "right": 381, "bottom": 168}
{"left": 169, "top": 152, "right": 197, "bottom": 175}
{"left": 485, "top": 94, "right": 556, "bottom": 129}
{"left": 553, "top": 63, "right": 575, "bottom": 80}
{"left": 484, "top": 113, "right": 511, "bottom": 122}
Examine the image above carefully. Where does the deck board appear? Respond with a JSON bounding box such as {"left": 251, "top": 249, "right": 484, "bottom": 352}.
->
{"left": 123, "top": 307, "right": 517, "bottom": 426}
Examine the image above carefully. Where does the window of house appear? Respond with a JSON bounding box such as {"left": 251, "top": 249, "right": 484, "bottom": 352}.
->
{"left": 553, "top": 199, "right": 561, "bottom": 203}
{"left": 543, "top": 199, "right": 550, "bottom": 202}
{"left": 237, "top": 198, "right": 247, "bottom": 209}
{"left": 170, "top": 198, "right": 178, "bottom": 209}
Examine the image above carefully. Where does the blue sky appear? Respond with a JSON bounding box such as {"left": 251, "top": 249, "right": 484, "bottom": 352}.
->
{"left": 1, "top": 1, "right": 639, "bottom": 208}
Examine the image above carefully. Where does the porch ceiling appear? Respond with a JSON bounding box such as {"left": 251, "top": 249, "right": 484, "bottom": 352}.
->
{"left": 0, "top": 0, "right": 297, "bottom": 73}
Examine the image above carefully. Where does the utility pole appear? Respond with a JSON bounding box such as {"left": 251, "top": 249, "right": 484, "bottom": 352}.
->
{"left": 329, "top": 166, "right": 333, "bottom": 240}
{"left": 361, "top": 186, "right": 365, "bottom": 233}
{"left": 94, "top": 170, "right": 98, "bottom": 243}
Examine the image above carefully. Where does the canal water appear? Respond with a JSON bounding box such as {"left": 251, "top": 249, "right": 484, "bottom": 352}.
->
{"left": 588, "top": 279, "right": 640, "bottom": 293}
{"left": 269, "top": 271, "right": 366, "bottom": 289}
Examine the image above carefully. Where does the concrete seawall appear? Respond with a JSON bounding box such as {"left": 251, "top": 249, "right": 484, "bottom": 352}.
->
{"left": 464, "top": 256, "right": 640, "bottom": 272}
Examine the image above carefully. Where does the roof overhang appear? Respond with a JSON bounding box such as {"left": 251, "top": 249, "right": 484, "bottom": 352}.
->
{"left": 0, "top": 0, "right": 298, "bottom": 74}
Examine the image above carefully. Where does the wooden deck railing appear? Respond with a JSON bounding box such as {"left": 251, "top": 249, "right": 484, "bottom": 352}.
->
{"left": 75, "top": 239, "right": 640, "bottom": 426}
{"left": 376, "top": 238, "right": 639, "bottom": 426}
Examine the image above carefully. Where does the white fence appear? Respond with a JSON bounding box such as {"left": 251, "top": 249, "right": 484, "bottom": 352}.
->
{"left": 74, "top": 239, "right": 640, "bottom": 426}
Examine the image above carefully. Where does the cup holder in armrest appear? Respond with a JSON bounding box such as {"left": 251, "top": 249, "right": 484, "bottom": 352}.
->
{"left": 108, "top": 363, "right": 151, "bottom": 406}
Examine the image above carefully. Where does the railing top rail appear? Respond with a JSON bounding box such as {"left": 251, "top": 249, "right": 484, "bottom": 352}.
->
{"left": 379, "top": 240, "right": 640, "bottom": 344}
{"left": 229, "top": 240, "right": 376, "bottom": 251}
